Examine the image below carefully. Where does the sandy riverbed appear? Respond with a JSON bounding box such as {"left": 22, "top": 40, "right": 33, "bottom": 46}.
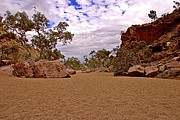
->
{"left": 0, "top": 72, "right": 180, "bottom": 120}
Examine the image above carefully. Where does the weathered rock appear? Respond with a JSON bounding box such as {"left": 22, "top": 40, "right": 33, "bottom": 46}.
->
{"left": 158, "top": 65, "right": 167, "bottom": 73}
{"left": 128, "top": 65, "right": 145, "bottom": 77}
{"left": 172, "top": 57, "right": 180, "bottom": 62}
{"left": 121, "top": 9, "right": 180, "bottom": 47}
{"left": 12, "top": 62, "right": 33, "bottom": 78}
{"left": 66, "top": 68, "right": 76, "bottom": 75}
{"left": 0, "top": 65, "right": 13, "bottom": 75}
{"left": 114, "top": 70, "right": 128, "bottom": 76}
{"left": 156, "top": 68, "right": 180, "bottom": 79}
{"left": 165, "top": 61, "right": 180, "bottom": 69}
{"left": 34, "top": 60, "right": 70, "bottom": 78}
{"left": 145, "top": 66, "right": 159, "bottom": 77}
{"left": 1, "top": 60, "right": 11, "bottom": 66}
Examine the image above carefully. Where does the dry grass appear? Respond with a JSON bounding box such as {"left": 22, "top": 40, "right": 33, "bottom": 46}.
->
{"left": 0, "top": 72, "right": 180, "bottom": 120}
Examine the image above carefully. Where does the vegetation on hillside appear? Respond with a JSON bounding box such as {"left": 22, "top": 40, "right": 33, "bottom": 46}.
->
{"left": 0, "top": 10, "right": 73, "bottom": 66}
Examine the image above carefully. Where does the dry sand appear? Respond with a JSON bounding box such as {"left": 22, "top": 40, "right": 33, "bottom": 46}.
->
{"left": 0, "top": 72, "right": 180, "bottom": 120}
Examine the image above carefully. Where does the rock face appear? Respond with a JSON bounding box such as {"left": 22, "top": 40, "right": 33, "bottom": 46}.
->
{"left": 12, "top": 62, "right": 33, "bottom": 78}
{"left": 145, "top": 66, "right": 159, "bottom": 77}
{"left": 128, "top": 65, "right": 145, "bottom": 77}
{"left": 121, "top": 8, "right": 180, "bottom": 47}
{"left": 34, "top": 60, "right": 70, "bottom": 78}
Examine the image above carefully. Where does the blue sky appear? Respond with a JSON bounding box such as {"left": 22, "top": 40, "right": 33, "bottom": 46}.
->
{"left": 0, "top": 0, "right": 175, "bottom": 61}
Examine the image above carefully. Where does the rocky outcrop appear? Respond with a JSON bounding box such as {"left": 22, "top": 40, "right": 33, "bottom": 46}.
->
{"left": 114, "top": 8, "right": 180, "bottom": 79}
{"left": 34, "top": 60, "right": 70, "bottom": 78}
{"left": 12, "top": 62, "right": 33, "bottom": 78}
{"left": 121, "top": 8, "right": 180, "bottom": 47}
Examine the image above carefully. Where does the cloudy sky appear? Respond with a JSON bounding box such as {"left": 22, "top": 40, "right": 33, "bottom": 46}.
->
{"left": 0, "top": 0, "right": 176, "bottom": 61}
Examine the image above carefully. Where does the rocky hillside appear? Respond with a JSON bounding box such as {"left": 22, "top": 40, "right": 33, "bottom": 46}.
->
{"left": 119, "top": 8, "right": 180, "bottom": 64}
{"left": 114, "top": 8, "right": 180, "bottom": 79}
{"left": 121, "top": 8, "right": 180, "bottom": 47}
{"left": 0, "top": 16, "right": 39, "bottom": 66}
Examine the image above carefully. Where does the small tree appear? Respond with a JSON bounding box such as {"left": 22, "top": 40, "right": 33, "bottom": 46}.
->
{"left": 148, "top": 10, "right": 158, "bottom": 21}
{"left": 173, "top": 1, "right": 180, "bottom": 9}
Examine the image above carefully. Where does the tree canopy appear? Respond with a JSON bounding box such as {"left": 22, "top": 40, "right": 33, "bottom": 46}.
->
{"left": 2, "top": 11, "right": 74, "bottom": 61}
{"left": 148, "top": 10, "right": 158, "bottom": 21}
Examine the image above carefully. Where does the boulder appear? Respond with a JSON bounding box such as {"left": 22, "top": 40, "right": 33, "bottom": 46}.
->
{"left": 0, "top": 65, "right": 13, "bottom": 75}
{"left": 66, "top": 68, "right": 76, "bottom": 75}
{"left": 128, "top": 65, "right": 145, "bottom": 77}
{"left": 114, "top": 70, "right": 128, "bottom": 76}
{"left": 165, "top": 61, "right": 180, "bottom": 69}
{"left": 145, "top": 66, "right": 159, "bottom": 77}
{"left": 158, "top": 65, "right": 167, "bottom": 73}
{"left": 34, "top": 60, "right": 70, "bottom": 78}
{"left": 2, "top": 60, "right": 11, "bottom": 66}
{"left": 12, "top": 62, "right": 33, "bottom": 78}
{"left": 156, "top": 68, "right": 180, "bottom": 79}
{"left": 172, "top": 57, "right": 180, "bottom": 62}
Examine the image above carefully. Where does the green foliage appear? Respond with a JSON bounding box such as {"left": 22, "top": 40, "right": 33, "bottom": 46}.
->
{"left": 64, "top": 57, "right": 81, "bottom": 70}
{"left": 31, "top": 12, "right": 73, "bottom": 60}
{"left": 83, "top": 49, "right": 113, "bottom": 70}
{"left": 148, "top": 10, "right": 158, "bottom": 21}
{"left": 113, "top": 46, "right": 139, "bottom": 71}
{"left": 2, "top": 10, "right": 73, "bottom": 61}
{"left": 3, "top": 11, "right": 33, "bottom": 43}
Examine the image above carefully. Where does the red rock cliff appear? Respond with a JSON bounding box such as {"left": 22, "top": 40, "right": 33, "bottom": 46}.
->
{"left": 121, "top": 8, "right": 180, "bottom": 47}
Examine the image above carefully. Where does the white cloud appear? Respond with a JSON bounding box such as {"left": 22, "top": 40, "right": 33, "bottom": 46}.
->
{"left": 0, "top": 0, "right": 176, "bottom": 61}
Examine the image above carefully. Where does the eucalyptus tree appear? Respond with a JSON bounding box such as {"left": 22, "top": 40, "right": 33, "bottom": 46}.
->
{"left": 64, "top": 57, "right": 81, "bottom": 70}
{"left": 31, "top": 11, "right": 74, "bottom": 60}
{"left": 148, "top": 10, "right": 158, "bottom": 21}
{"left": 3, "top": 11, "right": 33, "bottom": 44}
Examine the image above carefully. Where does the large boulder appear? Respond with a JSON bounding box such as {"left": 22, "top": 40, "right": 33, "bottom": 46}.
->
{"left": 145, "top": 66, "right": 159, "bottom": 77}
{"left": 12, "top": 62, "right": 33, "bottom": 78}
{"left": 34, "top": 60, "right": 70, "bottom": 78}
{"left": 128, "top": 65, "right": 145, "bottom": 77}
{"left": 156, "top": 68, "right": 180, "bottom": 79}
